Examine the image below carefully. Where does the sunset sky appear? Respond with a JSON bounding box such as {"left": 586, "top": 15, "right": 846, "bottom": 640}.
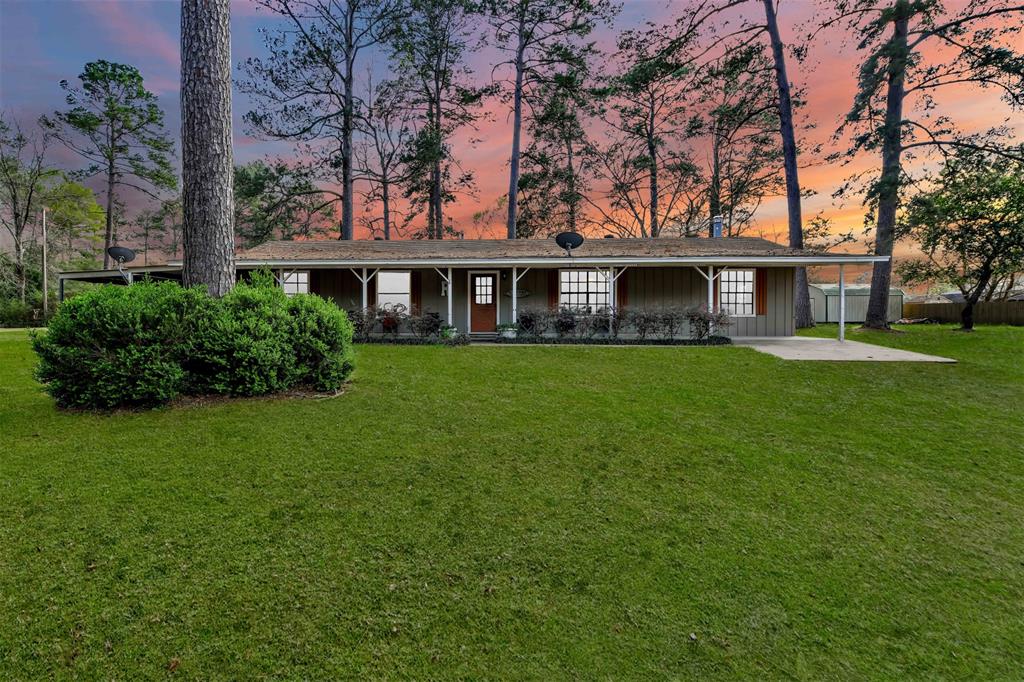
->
{"left": 1, "top": 0, "right": 1021, "bottom": 273}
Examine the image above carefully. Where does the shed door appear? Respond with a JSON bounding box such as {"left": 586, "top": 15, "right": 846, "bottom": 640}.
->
{"left": 470, "top": 274, "right": 497, "bottom": 332}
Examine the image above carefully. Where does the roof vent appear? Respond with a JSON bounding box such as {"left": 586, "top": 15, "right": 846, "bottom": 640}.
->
{"left": 373, "top": 237, "right": 384, "bottom": 241}
{"left": 603, "top": 234, "right": 615, "bottom": 239}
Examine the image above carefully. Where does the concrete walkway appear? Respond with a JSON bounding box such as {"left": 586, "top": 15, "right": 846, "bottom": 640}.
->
{"left": 732, "top": 336, "right": 957, "bottom": 363}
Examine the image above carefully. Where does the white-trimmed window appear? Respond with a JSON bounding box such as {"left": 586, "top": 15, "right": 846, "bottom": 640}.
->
{"left": 281, "top": 271, "right": 309, "bottom": 296}
{"left": 719, "top": 269, "right": 755, "bottom": 316}
{"left": 377, "top": 270, "right": 411, "bottom": 310}
{"left": 559, "top": 269, "right": 610, "bottom": 312}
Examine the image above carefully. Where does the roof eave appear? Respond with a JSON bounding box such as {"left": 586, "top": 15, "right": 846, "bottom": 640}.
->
{"left": 228, "top": 255, "right": 889, "bottom": 268}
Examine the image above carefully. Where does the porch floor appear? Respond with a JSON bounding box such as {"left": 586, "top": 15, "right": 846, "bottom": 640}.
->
{"left": 732, "top": 336, "right": 957, "bottom": 363}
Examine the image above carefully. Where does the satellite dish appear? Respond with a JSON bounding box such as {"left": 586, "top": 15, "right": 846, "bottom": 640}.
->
{"left": 106, "top": 246, "right": 136, "bottom": 285}
{"left": 107, "top": 246, "right": 136, "bottom": 264}
{"left": 554, "top": 231, "right": 584, "bottom": 256}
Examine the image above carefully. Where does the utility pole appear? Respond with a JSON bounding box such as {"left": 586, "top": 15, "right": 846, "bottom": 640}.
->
{"left": 41, "top": 207, "right": 48, "bottom": 320}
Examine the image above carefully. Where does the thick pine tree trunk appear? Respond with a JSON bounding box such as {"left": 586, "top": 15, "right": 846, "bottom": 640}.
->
{"left": 763, "top": 0, "right": 813, "bottom": 327}
{"left": 506, "top": 30, "right": 526, "bottom": 240}
{"left": 647, "top": 97, "right": 659, "bottom": 238}
{"left": 102, "top": 154, "right": 115, "bottom": 269}
{"left": 864, "top": 12, "right": 910, "bottom": 330}
{"left": 340, "top": 51, "right": 355, "bottom": 240}
{"left": 181, "top": 0, "right": 235, "bottom": 297}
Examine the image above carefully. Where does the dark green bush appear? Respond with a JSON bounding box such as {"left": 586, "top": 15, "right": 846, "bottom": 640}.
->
{"left": 33, "top": 274, "right": 355, "bottom": 409}
{"left": 0, "top": 299, "right": 35, "bottom": 328}
{"left": 32, "top": 282, "right": 213, "bottom": 408}
{"left": 287, "top": 293, "right": 354, "bottom": 391}
{"left": 186, "top": 277, "right": 295, "bottom": 396}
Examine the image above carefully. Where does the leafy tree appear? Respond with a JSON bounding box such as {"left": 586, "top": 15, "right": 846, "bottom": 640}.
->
{"left": 691, "top": 45, "right": 785, "bottom": 237}
{"left": 234, "top": 161, "right": 335, "bottom": 246}
{"left": 586, "top": 24, "right": 702, "bottom": 237}
{"left": 483, "top": 0, "right": 615, "bottom": 239}
{"left": 41, "top": 60, "right": 175, "bottom": 269}
{"left": 516, "top": 61, "right": 594, "bottom": 238}
{"left": 391, "top": 0, "right": 492, "bottom": 239}
{"left": 181, "top": 0, "right": 235, "bottom": 296}
{"left": 354, "top": 74, "right": 417, "bottom": 240}
{"left": 654, "top": 0, "right": 815, "bottom": 324}
{"left": 42, "top": 181, "right": 105, "bottom": 265}
{"left": 826, "top": 0, "right": 1024, "bottom": 328}
{"left": 898, "top": 147, "right": 1024, "bottom": 330}
{"left": 241, "top": 0, "right": 404, "bottom": 241}
{"left": 0, "top": 116, "right": 57, "bottom": 302}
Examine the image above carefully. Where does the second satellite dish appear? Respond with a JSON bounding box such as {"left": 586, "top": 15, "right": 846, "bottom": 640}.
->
{"left": 555, "top": 231, "right": 584, "bottom": 256}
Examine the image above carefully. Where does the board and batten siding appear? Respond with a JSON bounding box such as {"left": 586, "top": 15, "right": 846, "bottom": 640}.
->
{"left": 309, "top": 265, "right": 796, "bottom": 337}
{"left": 616, "top": 266, "right": 794, "bottom": 337}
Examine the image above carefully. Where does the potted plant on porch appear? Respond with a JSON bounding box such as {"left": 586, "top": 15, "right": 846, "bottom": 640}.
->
{"left": 496, "top": 322, "right": 518, "bottom": 339}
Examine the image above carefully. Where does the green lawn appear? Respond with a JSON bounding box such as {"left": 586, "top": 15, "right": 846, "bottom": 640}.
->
{"left": 2, "top": 326, "right": 1022, "bottom": 679}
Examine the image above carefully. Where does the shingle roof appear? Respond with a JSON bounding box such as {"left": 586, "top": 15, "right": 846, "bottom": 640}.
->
{"left": 236, "top": 236, "right": 855, "bottom": 262}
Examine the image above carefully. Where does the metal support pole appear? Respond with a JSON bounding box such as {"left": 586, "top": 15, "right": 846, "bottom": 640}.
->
{"left": 361, "top": 267, "right": 368, "bottom": 310}
{"left": 512, "top": 266, "right": 518, "bottom": 325}
{"left": 447, "top": 267, "right": 453, "bottom": 326}
{"left": 707, "top": 265, "right": 714, "bottom": 311}
{"left": 838, "top": 264, "right": 846, "bottom": 342}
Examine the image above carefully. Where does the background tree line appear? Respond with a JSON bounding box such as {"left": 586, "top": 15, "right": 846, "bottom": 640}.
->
{"left": 3, "top": 0, "right": 1024, "bottom": 328}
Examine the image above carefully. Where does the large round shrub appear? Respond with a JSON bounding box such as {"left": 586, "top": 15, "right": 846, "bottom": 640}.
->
{"left": 34, "top": 273, "right": 356, "bottom": 409}
{"left": 185, "top": 276, "right": 295, "bottom": 397}
{"left": 286, "top": 293, "right": 355, "bottom": 391}
{"left": 33, "top": 281, "right": 212, "bottom": 408}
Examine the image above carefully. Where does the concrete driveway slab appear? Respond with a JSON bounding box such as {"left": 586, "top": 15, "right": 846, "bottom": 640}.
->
{"left": 732, "top": 336, "right": 956, "bottom": 363}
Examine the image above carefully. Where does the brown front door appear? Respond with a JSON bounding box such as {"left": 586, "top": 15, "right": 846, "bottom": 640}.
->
{"left": 470, "top": 273, "right": 497, "bottom": 332}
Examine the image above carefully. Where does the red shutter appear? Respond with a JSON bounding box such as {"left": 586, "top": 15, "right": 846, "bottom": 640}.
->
{"left": 548, "top": 270, "right": 559, "bottom": 309}
{"left": 616, "top": 270, "right": 628, "bottom": 309}
{"left": 411, "top": 270, "right": 422, "bottom": 314}
{"left": 713, "top": 274, "right": 719, "bottom": 309}
{"left": 755, "top": 268, "right": 768, "bottom": 316}
{"left": 367, "top": 272, "right": 376, "bottom": 308}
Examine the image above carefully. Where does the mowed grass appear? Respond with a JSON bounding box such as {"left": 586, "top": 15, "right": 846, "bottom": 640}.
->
{"left": 1, "top": 326, "right": 1023, "bottom": 679}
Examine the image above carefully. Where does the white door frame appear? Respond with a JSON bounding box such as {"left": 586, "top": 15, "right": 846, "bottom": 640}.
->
{"left": 466, "top": 269, "right": 500, "bottom": 333}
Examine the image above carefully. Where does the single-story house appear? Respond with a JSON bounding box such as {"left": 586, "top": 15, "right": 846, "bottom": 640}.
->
{"left": 59, "top": 237, "right": 886, "bottom": 340}
{"left": 808, "top": 283, "right": 904, "bottom": 324}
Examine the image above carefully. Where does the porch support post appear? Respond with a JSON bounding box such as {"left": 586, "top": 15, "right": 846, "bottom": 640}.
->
{"left": 361, "top": 267, "right": 368, "bottom": 310}
{"left": 447, "top": 267, "right": 453, "bottom": 326}
{"left": 707, "top": 265, "right": 714, "bottom": 311}
{"left": 838, "top": 264, "right": 846, "bottom": 342}
{"left": 512, "top": 266, "right": 518, "bottom": 325}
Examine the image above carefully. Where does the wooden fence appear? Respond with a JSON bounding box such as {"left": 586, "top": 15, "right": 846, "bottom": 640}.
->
{"left": 902, "top": 301, "right": 1024, "bottom": 325}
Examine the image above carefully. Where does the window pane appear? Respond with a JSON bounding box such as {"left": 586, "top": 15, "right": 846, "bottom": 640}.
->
{"left": 377, "top": 293, "right": 410, "bottom": 310}
{"left": 719, "top": 268, "right": 755, "bottom": 316}
{"left": 558, "top": 269, "right": 610, "bottom": 312}
{"left": 377, "top": 271, "right": 411, "bottom": 295}
{"left": 281, "top": 271, "right": 309, "bottom": 296}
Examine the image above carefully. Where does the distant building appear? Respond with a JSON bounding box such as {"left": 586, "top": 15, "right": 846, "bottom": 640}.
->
{"left": 808, "top": 283, "right": 904, "bottom": 323}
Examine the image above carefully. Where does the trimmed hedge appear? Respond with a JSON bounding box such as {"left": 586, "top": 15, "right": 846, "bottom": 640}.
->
{"left": 492, "top": 336, "right": 732, "bottom": 346}
{"left": 33, "top": 277, "right": 355, "bottom": 409}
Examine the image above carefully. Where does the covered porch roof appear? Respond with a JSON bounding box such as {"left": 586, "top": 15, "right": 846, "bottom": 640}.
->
{"left": 230, "top": 236, "right": 886, "bottom": 268}
{"left": 58, "top": 236, "right": 887, "bottom": 284}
